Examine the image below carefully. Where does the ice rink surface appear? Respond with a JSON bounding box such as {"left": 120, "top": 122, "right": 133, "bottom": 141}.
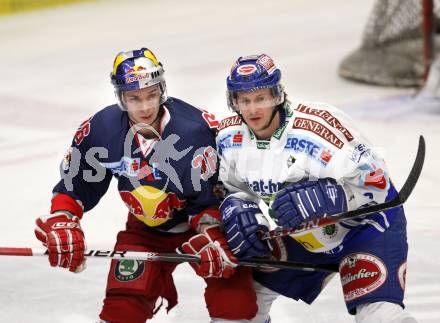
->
{"left": 0, "top": 0, "right": 439, "bottom": 322}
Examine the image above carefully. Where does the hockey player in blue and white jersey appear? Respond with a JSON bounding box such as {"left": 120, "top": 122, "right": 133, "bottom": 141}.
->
{"left": 33, "top": 48, "right": 258, "bottom": 323}
{"left": 217, "top": 54, "right": 418, "bottom": 323}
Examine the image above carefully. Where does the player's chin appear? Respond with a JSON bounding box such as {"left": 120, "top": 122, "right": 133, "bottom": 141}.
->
{"left": 132, "top": 114, "right": 156, "bottom": 125}
{"left": 246, "top": 118, "right": 265, "bottom": 130}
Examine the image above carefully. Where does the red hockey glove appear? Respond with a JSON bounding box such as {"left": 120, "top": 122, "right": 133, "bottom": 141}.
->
{"left": 178, "top": 225, "right": 238, "bottom": 279}
{"left": 35, "top": 212, "right": 86, "bottom": 273}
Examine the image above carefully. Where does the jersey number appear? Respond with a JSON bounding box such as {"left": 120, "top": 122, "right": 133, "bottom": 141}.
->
{"left": 192, "top": 146, "right": 217, "bottom": 181}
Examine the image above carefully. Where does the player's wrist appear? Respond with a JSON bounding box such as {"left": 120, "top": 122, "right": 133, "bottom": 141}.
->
{"left": 50, "top": 193, "right": 84, "bottom": 219}
{"left": 190, "top": 207, "right": 221, "bottom": 233}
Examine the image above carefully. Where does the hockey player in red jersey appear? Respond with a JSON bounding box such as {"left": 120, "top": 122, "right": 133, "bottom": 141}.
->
{"left": 217, "top": 54, "right": 418, "bottom": 323}
{"left": 34, "top": 48, "right": 257, "bottom": 323}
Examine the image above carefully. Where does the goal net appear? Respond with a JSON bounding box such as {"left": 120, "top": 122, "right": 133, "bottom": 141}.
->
{"left": 339, "top": 0, "right": 439, "bottom": 87}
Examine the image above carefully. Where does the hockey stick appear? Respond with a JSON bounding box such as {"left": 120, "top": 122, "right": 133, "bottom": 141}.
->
{"left": 0, "top": 247, "right": 338, "bottom": 272}
{"left": 262, "top": 135, "right": 426, "bottom": 240}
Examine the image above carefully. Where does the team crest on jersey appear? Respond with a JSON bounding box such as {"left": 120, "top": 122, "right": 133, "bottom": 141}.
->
{"left": 284, "top": 135, "right": 334, "bottom": 167}
{"left": 322, "top": 224, "right": 338, "bottom": 239}
{"left": 62, "top": 147, "right": 73, "bottom": 171}
{"left": 287, "top": 155, "right": 296, "bottom": 167}
{"left": 115, "top": 260, "right": 145, "bottom": 282}
{"left": 340, "top": 253, "right": 388, "bottom": 302}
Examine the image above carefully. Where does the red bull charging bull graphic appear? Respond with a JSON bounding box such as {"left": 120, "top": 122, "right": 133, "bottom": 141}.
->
{"left": 120, "top": 186, "right": 186, "bottom": 226}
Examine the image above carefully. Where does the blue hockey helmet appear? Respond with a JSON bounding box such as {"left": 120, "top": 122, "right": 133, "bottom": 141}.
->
{"left": 226, "top": 54, "right": 284, "bottom": 112}
{"left": 110, "top": 48, "right": 167, "bottom": 110}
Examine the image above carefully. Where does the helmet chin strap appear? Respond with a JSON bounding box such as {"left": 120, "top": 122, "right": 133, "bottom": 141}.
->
{"left": 261, "top": 104, "right": 281, "bottom": 132}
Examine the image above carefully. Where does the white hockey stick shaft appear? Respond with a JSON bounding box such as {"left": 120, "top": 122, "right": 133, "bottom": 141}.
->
{"left": 0, "top": 247, "right": 338, "bottom": 272}
{"left": 0, "top": 247, "right": 200, "bottom": 262}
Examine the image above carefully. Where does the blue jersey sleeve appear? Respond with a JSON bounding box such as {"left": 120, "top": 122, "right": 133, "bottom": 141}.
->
{"left": 53, "top": 116, "right": 113, "bottom": 213}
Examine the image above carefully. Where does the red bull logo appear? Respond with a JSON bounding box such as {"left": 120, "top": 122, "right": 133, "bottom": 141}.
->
{"left": 119, "top": 186, "right": 186, "bottom": 227}
{"left": 125, "top": 73, "right": 150, "bottom": 84}
{"left": 126, "top": 65, "right": 146, "bottom": 73}
{"left": 152, "top": 192, "right": 186, "bottom": 220}
{"left": 119, "top": 191, "right": 144, "bottom": 216}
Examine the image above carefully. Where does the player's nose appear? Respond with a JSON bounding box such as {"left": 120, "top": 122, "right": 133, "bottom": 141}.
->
{"left": 246, "top": 103, "right": 260, "bottom": 115}
{"left": 139, "top": 99, "right": 154, "bottom": 112}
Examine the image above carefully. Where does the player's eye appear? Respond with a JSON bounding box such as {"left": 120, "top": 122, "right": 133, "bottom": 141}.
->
{"left": 147, "top": 92, "right": 160, "bottom": 101}
{"left": 238, "top": 98, "right": 250, "bottom": 105}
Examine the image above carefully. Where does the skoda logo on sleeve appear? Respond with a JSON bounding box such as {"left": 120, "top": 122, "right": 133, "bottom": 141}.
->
{"left": 115, "top": 259, "right": 145, "bottom": 282}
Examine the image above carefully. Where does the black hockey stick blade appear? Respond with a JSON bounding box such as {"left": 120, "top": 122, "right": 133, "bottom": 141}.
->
{"left": 238, "top": 258, "right": 338, "bottom": 272}
{"left": 263, "top": 135, "right": 425, "bottom": 239}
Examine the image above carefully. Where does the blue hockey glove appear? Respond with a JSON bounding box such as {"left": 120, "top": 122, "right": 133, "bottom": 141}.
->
{"left": 271, "top": 178, "right": 347, "bottom": 228}
{"left": 220, "top": 196, "right": 271, "bottom": 259}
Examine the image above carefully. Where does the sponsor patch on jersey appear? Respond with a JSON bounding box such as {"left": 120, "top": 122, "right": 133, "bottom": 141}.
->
{"left": 256, "top": 54, "right": 276, "bottom": 74}
{"left": 272, "top": 122, "right": 288, "bottom": 140}
{"left": 115, "top": 260, "right": 145, "bottom": 282}
{"left": 246, "top": 178, "right": 283, "bottom": 199}
{"left": 256, "top": 141, "right": 270, "bottom": 150}
{"left": 237, "top": 64, "right": 257, "bottom": 75}
{"left": 339, "top": 253, "right": 388, "bottom": 302}
{"left": 291, "top": 232, "right": 325, "bottom": 251}
{"left": 285, "top": 103, "right": 294, "bottom": 117}
{"left": 217, "top": 131, "right": 243, "bottom": 154}
{"left": 101, "top": 157, "right": 161, "bottom": 179}
{"left": 349, "top": 143, "right": 371, "bottom": 163}
{"left": 293, "top": 117, "right": 344, "bottom": 149}
{"left": 398, "top": 262, "right": 407, "bottom": 291}
{"left": 295, "top": 104, "right": 354, "bottom": 141}
{"left": 217, "top": 115, "right": 242, "bottom": 131}
{"left": 284, "top": 135, "right": 334, "bottom": 167}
